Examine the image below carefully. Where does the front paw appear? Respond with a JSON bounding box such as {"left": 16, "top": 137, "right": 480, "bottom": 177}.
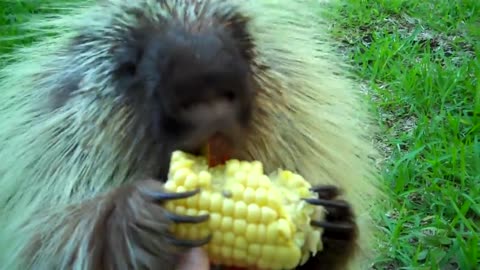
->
{"left": 135, "top": 179, "right": 213, "bottom": 248}
{"left": 304, "top": 185, "right": 357, "bottom": 242}
{"left": 297, "top": 186, "right": 358, "bottom": 270}
{"left": 112, "top": 179, "right": 212, "bottom": 269}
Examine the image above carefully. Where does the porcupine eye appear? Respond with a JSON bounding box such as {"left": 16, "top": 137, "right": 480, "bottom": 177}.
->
{"left": 118, "top": 61, "right": 137, "bottom": 77}
{"left": 113, "top": 45, "right": 142, "bottom": 78}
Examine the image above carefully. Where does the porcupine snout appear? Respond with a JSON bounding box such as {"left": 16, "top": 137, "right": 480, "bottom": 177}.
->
{"left": 124, "top": 23, "right": 255, "bottom": 154}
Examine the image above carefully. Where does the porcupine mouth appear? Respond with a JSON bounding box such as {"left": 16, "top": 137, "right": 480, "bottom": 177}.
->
{"left": 201, "top": 133, "right": 235, "bottom": 167}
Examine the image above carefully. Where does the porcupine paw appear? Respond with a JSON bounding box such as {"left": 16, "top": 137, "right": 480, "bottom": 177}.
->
{"left": 304, "top": 185, "right": 356, "bottom": 241}
{"left": 140, "top": 185, "right": 213, "bottom": 248}
{"left": 300, "top": 185, "right": 358, "bottom": 269}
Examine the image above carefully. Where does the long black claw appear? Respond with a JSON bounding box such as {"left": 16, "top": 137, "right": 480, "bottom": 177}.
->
{"left": 303, "top": 198, "right": 350, "bottom": 209}
{"left": 164, "top": 211, "right": 210, "bottom": 224}
{"left": 143, "top": 188, "right": 200, "bottom": 201}
{"left": 310, "top": 220, "right": 354, "bottom": 233}
{"left": 166, "top": 234, "right": 213, "bottom": 247}
{"left": 309, "top": 185, "right": 342, "bottom": 199}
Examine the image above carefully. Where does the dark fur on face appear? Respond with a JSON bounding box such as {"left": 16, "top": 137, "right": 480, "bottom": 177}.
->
{"left": 106, "top": 12, "right": 256, "bottom": 178}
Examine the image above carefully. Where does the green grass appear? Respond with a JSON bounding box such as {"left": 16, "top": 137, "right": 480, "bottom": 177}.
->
{"left": 1, "top": 0, "right": 479, "bottom": 269}
{"left": 0, "top": 1, "right": 53, "bottom": 53}
{"left": 325, "top": 0, "right": 480, "bottom": 269}
{"left": 1, "top": 0, "right": 85, "bottom": 62}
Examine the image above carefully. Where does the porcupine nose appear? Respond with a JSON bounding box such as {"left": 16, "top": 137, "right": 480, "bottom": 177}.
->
{"left": 162, "top": 27, "right": 251, "bottom": 131}
{"left": 170, "top": 38, "right": 241, "bottom": 101}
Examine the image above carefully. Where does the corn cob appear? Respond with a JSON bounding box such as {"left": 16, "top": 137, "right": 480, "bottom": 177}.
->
{"left": 163, "top": 151, "right": 326, "bottom": 270}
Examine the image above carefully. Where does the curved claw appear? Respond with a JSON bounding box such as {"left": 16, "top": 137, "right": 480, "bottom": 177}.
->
{"left": 309, "top": 185, "right": 342, "bottom": 199}
{"left": 164, "top": 211, "right": 210, "bottom": 224}
{"left": 165, "top": 233, "right": 213, "bottom": 248}
{"left": 143, "top": 188, "right": 201, "bottom": 201}
{"left": 311, "top": 220, "right": 356, "bottom": 241}
{"left": 303, "top": 198, "right": 350, "bottom": 209}
{"left": 310, "top": 220, "right": 354, "bottom": 234}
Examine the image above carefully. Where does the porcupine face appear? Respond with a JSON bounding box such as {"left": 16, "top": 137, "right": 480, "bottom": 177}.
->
{"left": 107, "top": 2, "right": 256, "bottom": 159}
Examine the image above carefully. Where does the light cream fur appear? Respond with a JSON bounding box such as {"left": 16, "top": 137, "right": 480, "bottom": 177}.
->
{"left": 0, "top": 0, "right": 381, "bottom": 269}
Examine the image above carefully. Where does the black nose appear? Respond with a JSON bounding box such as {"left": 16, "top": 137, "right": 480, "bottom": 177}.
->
{"left": 156, "top": 28, "right": 250, "bottom": 111}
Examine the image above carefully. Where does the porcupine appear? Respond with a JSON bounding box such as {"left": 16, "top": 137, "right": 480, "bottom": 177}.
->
{"left": 0, "top": 0, "right": 381, "bottom": 269}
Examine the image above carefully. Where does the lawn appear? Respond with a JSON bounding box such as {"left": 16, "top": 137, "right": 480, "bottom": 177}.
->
{"left": 1, "top": 0, "right": 479, "bottom": 269}
{"left": 325, "top": 0, "right": 479, "bottom": 269}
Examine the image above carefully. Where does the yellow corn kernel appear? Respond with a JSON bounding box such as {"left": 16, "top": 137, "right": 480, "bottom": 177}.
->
{"left": 164, "top": 151, "right": 326, "bottom": 270}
